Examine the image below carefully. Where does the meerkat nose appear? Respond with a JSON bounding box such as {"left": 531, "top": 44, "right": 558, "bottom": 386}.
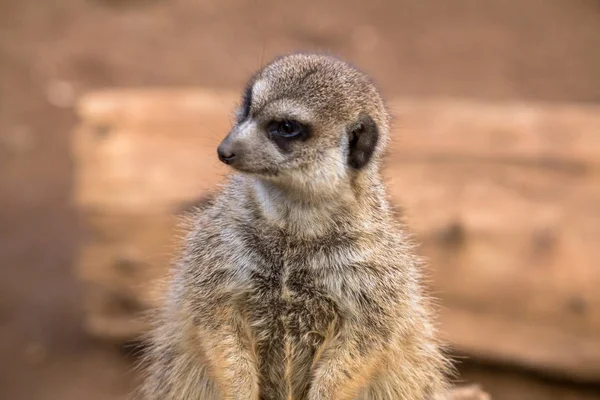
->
{"left": 217, "top": 141, "right": 237, "bottom": 165}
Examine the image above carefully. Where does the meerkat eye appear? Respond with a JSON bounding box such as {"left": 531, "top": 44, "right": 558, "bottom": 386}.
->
{"left": 268, "top": 120, "right": 304, "bottom": 138}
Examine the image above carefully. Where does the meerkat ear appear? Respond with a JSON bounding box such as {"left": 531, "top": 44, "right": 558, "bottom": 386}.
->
{"left": 347, "top": 113, "right": 379, "bottom": 169}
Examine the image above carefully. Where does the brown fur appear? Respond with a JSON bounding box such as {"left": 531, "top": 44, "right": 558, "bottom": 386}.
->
{"left": 139, "top": 53, "right": 451, "bottom": 400}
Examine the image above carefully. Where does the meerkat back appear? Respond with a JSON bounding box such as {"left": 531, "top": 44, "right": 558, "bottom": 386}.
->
{"left": 140, "top": 53, "right": 451, "bottom": 400}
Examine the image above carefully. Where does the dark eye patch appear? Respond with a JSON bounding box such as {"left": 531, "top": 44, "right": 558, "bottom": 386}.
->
{"left": 267, "top": 119, "right": 311, "bottom": 152}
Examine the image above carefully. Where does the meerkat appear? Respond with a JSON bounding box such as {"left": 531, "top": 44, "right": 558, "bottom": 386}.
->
{"left": 139, "top": 53, "right": 451, "bottom": 400}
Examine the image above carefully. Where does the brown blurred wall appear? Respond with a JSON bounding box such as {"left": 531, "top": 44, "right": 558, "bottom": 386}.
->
{"left": 1, "top": 1, "right": 599, "bottom": 399}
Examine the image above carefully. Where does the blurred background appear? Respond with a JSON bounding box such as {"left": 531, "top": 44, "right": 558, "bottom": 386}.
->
{"left": 1, "top": 0, "right": 600, "bottom": 399}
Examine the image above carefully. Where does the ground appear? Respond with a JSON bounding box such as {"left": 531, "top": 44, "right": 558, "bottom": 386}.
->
{"left": 1, "top": 0, "right": 600, "bottom": 399}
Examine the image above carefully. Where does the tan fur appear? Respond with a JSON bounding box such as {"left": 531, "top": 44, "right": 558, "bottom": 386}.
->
{"left": 139, "top": 53, "right": 451, "bottom": 399}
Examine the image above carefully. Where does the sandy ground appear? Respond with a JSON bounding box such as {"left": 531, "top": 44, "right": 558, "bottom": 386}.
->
{"left": 1, "top": 0, "right": 600, "bottom": 399}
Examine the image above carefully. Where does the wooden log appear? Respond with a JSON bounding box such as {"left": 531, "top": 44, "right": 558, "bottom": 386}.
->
{"left": 71, "top": 89, "right": 600, "bottom": 382}
{"left": 447, "top": 385, "right": 490, "bottom": 400}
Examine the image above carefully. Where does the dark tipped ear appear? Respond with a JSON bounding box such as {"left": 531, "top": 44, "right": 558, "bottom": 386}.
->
{"left": 347, "top": 113, "right": 379, "bottom": 169}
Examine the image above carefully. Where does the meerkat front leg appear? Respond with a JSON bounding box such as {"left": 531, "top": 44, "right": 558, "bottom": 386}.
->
{"left": 195, "top": 317, "right": 260, "bottom": 400}
{"left": 142, "top": 284, "right": 259, "bottom": 400}
{"left": 309, "top": 321, "right": 384, "bottom": 400}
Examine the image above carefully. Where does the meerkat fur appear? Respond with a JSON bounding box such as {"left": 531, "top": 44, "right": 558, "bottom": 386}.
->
{"left": 139, "top": 53, "right": 452, "bottom": 400}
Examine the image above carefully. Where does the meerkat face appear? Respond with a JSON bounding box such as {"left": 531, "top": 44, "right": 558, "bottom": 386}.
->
{"left": 217, "top": 54, "right": 389, "bottom": 196}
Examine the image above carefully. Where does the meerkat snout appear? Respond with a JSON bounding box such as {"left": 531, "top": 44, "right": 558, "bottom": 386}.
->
{"left": 216, "top": 135, "right": 239, "bottom": 165}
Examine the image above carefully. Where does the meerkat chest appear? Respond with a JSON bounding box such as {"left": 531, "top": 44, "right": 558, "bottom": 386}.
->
{"left": 239, "top": 258, "right": 342, "bottom": 398}
{"left": 245, "top": 261, "right": 340, "bottom": 344}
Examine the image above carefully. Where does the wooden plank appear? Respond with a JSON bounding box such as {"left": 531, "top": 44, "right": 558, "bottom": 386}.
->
{"left": 440, "top": 307, "right": 600, "bottom": 381}
{"left": 76, "top": 212, "right": 179, "bottom": 307}
{"left": 73, "top": 90, "right": 600, "bottom": 212}
{"left": 389, "top": 99, "right": 600, "bottom": 165}
{"left": 71, "top": 89, "right": 600, "bottom": 382}
{"left": 447, "top": 385, "right": 490, "bottom": 400}
{"left": 393, "top": 162, "right": 600, "bottom": 334}
{"left": 72, "top": 118, "right": 229, "bottom": 211}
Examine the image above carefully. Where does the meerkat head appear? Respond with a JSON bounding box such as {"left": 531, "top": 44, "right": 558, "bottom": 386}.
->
{"left": 217, "top": 53, "right": 390, "bottom": 200}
